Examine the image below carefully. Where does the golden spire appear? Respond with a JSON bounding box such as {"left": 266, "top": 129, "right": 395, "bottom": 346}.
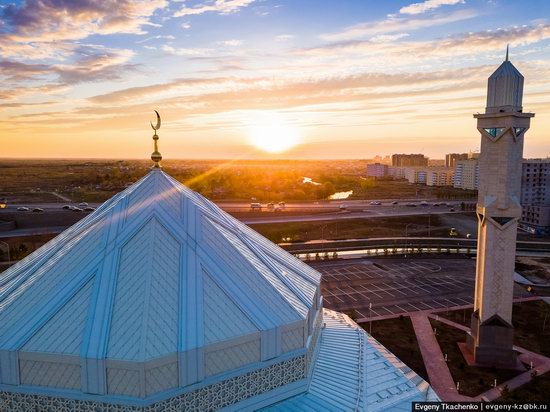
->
{"left": 150, "top": 110, "right": 162, "bottom": 168}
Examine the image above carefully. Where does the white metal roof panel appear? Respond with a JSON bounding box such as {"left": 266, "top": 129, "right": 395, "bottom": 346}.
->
{"left": 263, "top": 309, "right": 438, "bottom": 412}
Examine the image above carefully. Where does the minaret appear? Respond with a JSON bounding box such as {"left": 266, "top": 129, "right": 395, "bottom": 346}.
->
{"left": 466, "top": 48, "right": 534, "bottom": 367}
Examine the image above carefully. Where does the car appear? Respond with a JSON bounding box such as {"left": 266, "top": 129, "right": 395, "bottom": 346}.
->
{"left": 391, "top": 201, "right": 398, "bottom": 205}
{"left": 32, "top": 208, "right": 44, "bottom": 213}
{"left": 267, "top": 202, "right": 275, "bottom": 210}
{"left": 420, "top": 201, "right": 429, "bottom": 206}
{"left": 369, "top": 201, "right": 382, "bottom": 205}
{"left": 466, "top": 233, "right": 472, "bottom": 239}
{"left": 405, "top": 203, "right": 417, "bottom": 207}
{"left": 278, "top": 201, "right": 286, "bottom": 209}
{"left": 450, "top": 208, "right": 455, "bottom": 212}
{"left": 250, "top": 202, "right": 262, "bottom": 210}
{"left": 62, "top": 205, "right": 71, "bottom": 210}
{"left": 339, "top": 204, "right": 348, "bottom": 210}
{"left": 84, "top": 207, "right": 96, "bottom": 212}
{"left": 433, "top": 203, "right": 440, "bottom": 207}
{"left": 79, "top": 202, "right": 89, "bottom": 207}
{"left": 72, "top": 207, "right": 83, "bottom": 212}
{"left": 17, "top": 206, "right": 30, "bottom": 211}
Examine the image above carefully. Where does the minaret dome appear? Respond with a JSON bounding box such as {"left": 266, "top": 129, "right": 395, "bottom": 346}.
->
{"left": 486, "top": 46, "right": 524, "bottom": 113}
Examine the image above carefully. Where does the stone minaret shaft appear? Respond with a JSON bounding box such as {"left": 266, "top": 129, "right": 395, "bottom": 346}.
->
{"left": 467, "top": 50, "right": 534, "bottom": 367}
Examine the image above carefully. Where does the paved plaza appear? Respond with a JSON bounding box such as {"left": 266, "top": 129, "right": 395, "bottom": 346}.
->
{"left": 310, "top": 257, "right": 530, "bottom": 321}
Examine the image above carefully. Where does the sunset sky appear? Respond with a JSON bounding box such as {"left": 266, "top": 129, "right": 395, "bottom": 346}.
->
{"left": 1, "top": 0, "right": 549, "bottom": 159}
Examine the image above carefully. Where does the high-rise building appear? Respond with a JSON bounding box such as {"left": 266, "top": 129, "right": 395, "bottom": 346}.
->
{"left": 366, "top": 162, "right": 388, "bottom": 178}
{"left": 391, "top": 154, "right": 428, "bottom": 167}
{"left": 453, "top": 159, "right": 479, "bottom": 190}
{"left": 445, "top": 153, "right": 468, "bottom": 168}
{"left": 466, "top": 49, "right": 534, "bottom": 367}
{"left": 520, "top": 159, "right": 550, "bottom": 233}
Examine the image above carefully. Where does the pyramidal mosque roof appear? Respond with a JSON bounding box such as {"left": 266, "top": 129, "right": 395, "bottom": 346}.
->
{"left": 0, "top": 118, "right": 436, "bottom": 410}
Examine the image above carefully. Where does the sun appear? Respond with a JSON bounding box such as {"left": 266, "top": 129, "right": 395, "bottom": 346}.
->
{"left": 247, "top": 112, "right": 300, "bottom": 153}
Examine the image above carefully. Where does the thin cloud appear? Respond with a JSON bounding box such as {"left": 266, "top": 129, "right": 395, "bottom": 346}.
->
{"left": 303, "top": 23, "right": 550, "bottom": 63}
{"left": 174, "top": 0, "right": 255, "bottom": 17}
{"left": 136, "top": 35, "right": 175, "bottom": 44}
{"left": 218, "top": 39, "right": 243, "bottom": 46}
{"left": 400, "top": 0, "right": 465, "bottom": 15}
{"left": 275, "top": 34, "right": 295, "bottom": 42}
{"left": 161, "top": 44, "right": 212, "bottom": 56}
{"left": 320, "top": 9, "right": 477, "bottom": 41}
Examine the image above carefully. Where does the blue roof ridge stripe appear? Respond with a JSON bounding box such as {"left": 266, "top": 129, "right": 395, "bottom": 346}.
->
{"left": 138, "top": 218, "right": 157, "bottom": 360}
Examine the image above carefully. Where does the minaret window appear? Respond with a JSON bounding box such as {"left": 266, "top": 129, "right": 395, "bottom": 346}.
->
{"left": 514, "top": 127, "right": 526, "bottom": 138}
{"left": 483, "top": 127, "right": 505, "bottom": 137}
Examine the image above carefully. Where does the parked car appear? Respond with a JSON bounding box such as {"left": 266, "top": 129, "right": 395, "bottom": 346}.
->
{"left": 420, "top": 201, "right": 429, "bottom": 206}
{"left": 17, "top": 206, "right": 30, "bottom": 211}
{"left": 391, "top": 201, "right": 398, "bottom": 205}
{"left": 369, "top": 201, "right": 382, "bottom": 205}
{"left": 84, "top": 207, "right": 96, "bottom": 212}
{"left": 32, "top": 208, "right": 44, "bottom": 213}
{"left": 278, "top": 201, "right": 286, "bottom": 209}
{"left": 450, "top": 208, "right": 456, "bottom": 212}
{"left": 79, "top": 202, "right": 88, "bottom": 207}
{"left": 405, "top": 203, "right": 417, "bottom": 207}
{"left": 267, "top": 202, "right": 275, "bottom": 210}
{"left": 72, "top": 207, "right": 83, "bottom": 212}
{"left": 250, "top": 202, "right": 262, "bottom": 210}
{"left": 62, "top": 205, "right": 71, "bottom": 210}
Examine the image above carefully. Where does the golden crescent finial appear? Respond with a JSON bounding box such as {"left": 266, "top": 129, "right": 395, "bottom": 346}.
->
{"left": 150, "top": 110, "right": 162, "bottom": 168}
{"left": 151, "top": 110, "right": 161, "bottom": 131}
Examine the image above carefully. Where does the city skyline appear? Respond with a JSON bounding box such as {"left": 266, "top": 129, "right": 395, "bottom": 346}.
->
{"left": 1, "top": 0, "right": 550, "bottom": 159}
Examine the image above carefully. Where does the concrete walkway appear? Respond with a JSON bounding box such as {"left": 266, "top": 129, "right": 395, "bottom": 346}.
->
{"left": 410, "top": 313, "right": 471, "bottom": 401}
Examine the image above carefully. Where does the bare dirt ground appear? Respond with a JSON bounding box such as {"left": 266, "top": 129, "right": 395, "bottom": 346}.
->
{"left": 516, "top": 256, "right": 550, "bottom": 284}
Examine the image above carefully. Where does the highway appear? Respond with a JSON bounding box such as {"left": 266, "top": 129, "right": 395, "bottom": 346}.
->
{"left": 0, "top": 205, "right": 469, "bottom": 239}
{"left": 2, "top": 198, "right": 470, "bottom": 212}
